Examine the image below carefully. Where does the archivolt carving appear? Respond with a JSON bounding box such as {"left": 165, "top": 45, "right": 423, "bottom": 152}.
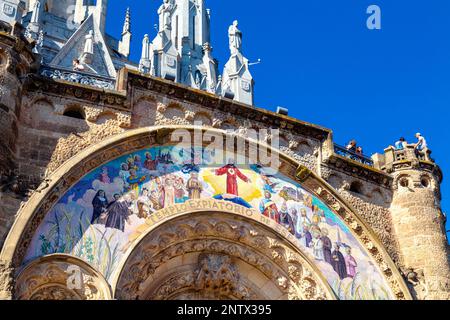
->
{"left": 148, "top": 253, "right": 262, "bottom": 300}
{"left": 1, "top": 127, "right": 412, "bottom": 301}
{"left": 15, "top": 255, "right": 112, "bottom": 300}
{"left": 302, "top": 177, "right": 408, "bottom": 299}
{"left": 114, "top": 213, "right": 333, "bottom": 301}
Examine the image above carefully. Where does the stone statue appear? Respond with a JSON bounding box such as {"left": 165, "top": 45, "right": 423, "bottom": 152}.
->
{"left": 158, "top": 0, "right": 175, "bottom": 32}
{"left": 84, "top": 30, "right": 94, "bottom": 55}
{"left": 228, "top": 20, "right": 242, "bottom": 55}
{"left": 80, "top": 30, "right": 95, "bottom": 65}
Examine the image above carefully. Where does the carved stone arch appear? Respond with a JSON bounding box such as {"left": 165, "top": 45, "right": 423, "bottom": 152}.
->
{"left": 0, "top": 126, "right": 413, "bottom": 300}
{"left": 135, "top": 95, "right": 157, "bottom": 105}
{"left": 63, "top": 103, "right": 86, "bottom": 120}
{"left": 192, "top": 111, "right": 212, "bottom": 126}
{"left": 112, "top": 211, "right": 335, "bottom": 300}
{"left": 95, "top": 110, "right": 118, "bottom": 125}
{"left": 15, "top": 254, "right": 112, "bottom": 300}
{"left": 29, "top": 96, "right": 55, "bottom": 109}
{"left": 278, "top": 134, "right": 290, "bottom": 150}
{"left": 296, "top": 140, "right": 314, "bottom": 155}
{"left": 418, "top": 173, "right": 434, "bottom": 190}
{"left": 159, "top": 102, "right": 187, "bottom": 124}
{"left": 394, "top": 174, "right": 412, "bottom": 190}
{"left": 349, "top": 180, "right": 365, "bottom": 196}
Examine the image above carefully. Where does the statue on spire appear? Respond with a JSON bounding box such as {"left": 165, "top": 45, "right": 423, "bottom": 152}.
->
{"left": 228, "top": 20, "right": 242, "bottom": 55}
{"left": 158, "top": 0, "right": 175, "bottom": 32}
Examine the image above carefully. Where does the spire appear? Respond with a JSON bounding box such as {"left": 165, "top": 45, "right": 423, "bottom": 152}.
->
{"left": 202, "top": 43, "right": 218, "bottom": 93}
{"left": 118, "top": 7, "right": 132, "bottom": 58}
{"left": 139, "top": 34, "right": 152, "bottom": 74}
{"left": 122, "top": 7, "right": 131, "bottom": 35}
{"left": 74, "top": 0, "right": 88, "bottom": 24}
{"left": 94, "top": 0, "right": 108, "bottom": 34}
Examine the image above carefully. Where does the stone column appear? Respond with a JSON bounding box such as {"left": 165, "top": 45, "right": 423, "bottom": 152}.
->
{"left": 389, "top": 151, "right": 449, "bottom": 300}
{"left": 0, "top": 260, "right": 14, "bottom": 300}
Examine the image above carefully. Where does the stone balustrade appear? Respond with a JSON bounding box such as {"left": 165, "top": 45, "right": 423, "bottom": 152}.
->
{"left": 40, "top": 66, "right": 116, "bottom": 90}
{"left": 333, "top": 143, "right": 374, "bottom": 167}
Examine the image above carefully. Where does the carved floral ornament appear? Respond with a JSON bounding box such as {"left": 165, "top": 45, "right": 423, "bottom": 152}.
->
{"left": 0, "top": 126, "right": 412, "bottom": 300}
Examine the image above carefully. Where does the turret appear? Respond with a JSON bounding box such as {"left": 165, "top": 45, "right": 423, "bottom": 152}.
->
{"left": 118, "top": 7, "right": 131, "bottom": 58}
{"left": 374, "top": 143, "right": 449, "bottom": 299}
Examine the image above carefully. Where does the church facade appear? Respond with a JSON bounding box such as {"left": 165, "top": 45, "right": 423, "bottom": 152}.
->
{"left": 0, "top": 0, "right": 448, "bottom": 300}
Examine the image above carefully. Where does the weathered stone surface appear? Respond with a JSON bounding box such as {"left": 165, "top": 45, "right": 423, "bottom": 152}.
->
{"left": 0, "top": 23, "right": 448, "bottom": 301}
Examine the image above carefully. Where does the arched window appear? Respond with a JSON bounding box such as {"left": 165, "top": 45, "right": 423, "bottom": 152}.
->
{"left": 63, "top": 106, "right": 85, "bottom": 120}
{"left": 349, "top": 181, "right": 364, "bottom": 195}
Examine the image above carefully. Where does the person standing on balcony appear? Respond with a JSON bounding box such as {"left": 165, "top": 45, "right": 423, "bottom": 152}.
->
{"left": 356, "top": 146, "right": 363, "bottom": 155}
{"left": 414, "top": 133, "right": 428, "bottom": 158}
{"left": 395, "top": 137, "right": 408, "bottom": 150}
{"left": 346, "top": 140, "right": 357, "bottom": 152}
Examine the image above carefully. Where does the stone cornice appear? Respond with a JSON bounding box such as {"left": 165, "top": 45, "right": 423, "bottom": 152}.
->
{"left": 23, "top": 67, "right": 331, "bottom": 142}
{"left": 125, "top": 70, "right": 332, "bottom": 141}
{"left": 386, "top": 159, "right": 443, "bottom": 183}
{"left": 325, "top": 154, "right": 393, "bottom": 188}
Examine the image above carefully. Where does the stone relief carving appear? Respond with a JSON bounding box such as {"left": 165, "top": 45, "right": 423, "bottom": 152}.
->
{"left": 114, "top": 214, "right": 331, "bottom": 300}
{"left": 194, "top": 253, "right": 239, "bottom": 298}
{"left": 301, "top": 176, "right": 408, "bottom": 299}
{"left": 400, "top": 267, "right": 428, "bottom": 300}
{"left": 15, "top": 256, "right": 111, "bottom": 300}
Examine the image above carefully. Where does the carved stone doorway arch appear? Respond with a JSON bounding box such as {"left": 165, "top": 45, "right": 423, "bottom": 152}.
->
{"left": 113, "top": 211, "right": 337, "bottom": 301}
{"left": 0, "top": 126, "right": 413, "bottom": 300}
{"left": 15, "top": 254, "right": 112, "bottom": 300}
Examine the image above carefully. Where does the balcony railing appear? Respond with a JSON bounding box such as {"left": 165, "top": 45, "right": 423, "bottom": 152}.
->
{"left": 334, "top": 144, "right": 374, "bottom": 167}
{"left": 392, "top": 144, "right": 431, "bottom": 163}
{"left": 40, "top": 66, "right": 116, "bottom": 90}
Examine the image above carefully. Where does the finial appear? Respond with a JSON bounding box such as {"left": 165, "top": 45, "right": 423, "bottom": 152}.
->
{"left": 122, "top": 7, "right": 131, "bottom": 34}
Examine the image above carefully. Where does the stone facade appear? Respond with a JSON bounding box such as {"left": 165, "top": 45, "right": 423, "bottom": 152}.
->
{"left": 0, "top": 2, "right": 448, "bottom": 301}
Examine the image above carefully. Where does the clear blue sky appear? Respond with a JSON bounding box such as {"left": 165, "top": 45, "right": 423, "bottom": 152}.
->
{"left": 105, "top": 0, "right": 450, "bottom": 239}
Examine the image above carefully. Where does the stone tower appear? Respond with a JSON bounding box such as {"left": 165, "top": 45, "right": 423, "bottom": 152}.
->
{"left": 381, "top": 145, "right": 449, "bottom": 299}
{"left": 0, "top": 22, "right": 37, "bottom": 182}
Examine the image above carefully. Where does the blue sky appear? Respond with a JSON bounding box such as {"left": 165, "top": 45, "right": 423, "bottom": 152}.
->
{"left": 105, "top": 0, "right": 450, "bottom": 238}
